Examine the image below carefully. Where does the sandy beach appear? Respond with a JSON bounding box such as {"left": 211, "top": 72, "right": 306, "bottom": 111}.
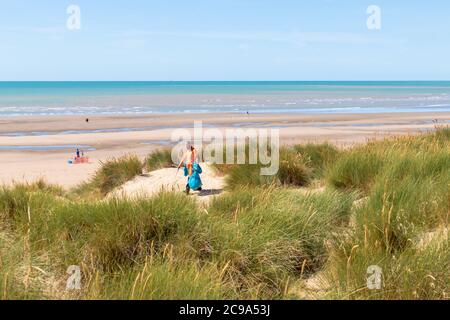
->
{"left": 1, "top": 111, "right": 449, "bottom": 188}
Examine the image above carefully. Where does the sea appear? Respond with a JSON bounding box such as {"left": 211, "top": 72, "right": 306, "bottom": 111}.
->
{"left": 1, "top": 81, "right": 450, "bottom": 117}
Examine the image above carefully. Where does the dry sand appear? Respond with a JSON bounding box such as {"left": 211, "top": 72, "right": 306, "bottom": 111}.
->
{"left": 109, "top": 164, "right": 225, "bottom": 204}
{"left": 0, "top": 112, "right": 449, "bottom": 188}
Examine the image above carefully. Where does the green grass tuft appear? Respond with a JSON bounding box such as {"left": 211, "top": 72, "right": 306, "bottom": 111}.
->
{"left": 293, "top": 143, "right": 340, "bottom": 178}
{"left": 223, "top": 148, "right": 313, "bottom": 189}
{"left": 74, "top": 155, "right": 143, "bottom": 197}
{"left": 144, "top": 149, "right": 174, "bottom": 172}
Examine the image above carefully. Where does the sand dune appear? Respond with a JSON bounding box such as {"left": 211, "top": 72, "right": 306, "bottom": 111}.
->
{"left": 109, "top": 163, "right": 225, "bottom": 203}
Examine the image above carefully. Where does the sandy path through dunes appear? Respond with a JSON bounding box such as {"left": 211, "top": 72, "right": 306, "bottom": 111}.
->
{"left": 109, "top": 163, "right": 225, "bottom": 203}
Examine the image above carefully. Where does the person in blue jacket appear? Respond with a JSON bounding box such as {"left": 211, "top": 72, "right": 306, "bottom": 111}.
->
{"left": 178, "top": 143, "right": 203, "bottom": 194}
{"left": 184, "top": 162, "right": 202, "bottom": 194}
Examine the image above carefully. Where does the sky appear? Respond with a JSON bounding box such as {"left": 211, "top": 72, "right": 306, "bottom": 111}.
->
{"left": 0, "top": 0, "right": 449, "bottom": 81}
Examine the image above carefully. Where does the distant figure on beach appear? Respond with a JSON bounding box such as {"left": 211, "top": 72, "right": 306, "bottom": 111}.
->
{"left": 86, "top": 118, "right": 89, "bottom": 123}
{"left": 76, "top": 148, "right": 80, "bottom": 158}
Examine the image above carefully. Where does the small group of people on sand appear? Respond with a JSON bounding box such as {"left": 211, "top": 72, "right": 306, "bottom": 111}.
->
{"left": 68, "top": 148, "right": 89, "bottom": 164}
{"left": 178, "top": 143, "right": 203, "bottom": 195}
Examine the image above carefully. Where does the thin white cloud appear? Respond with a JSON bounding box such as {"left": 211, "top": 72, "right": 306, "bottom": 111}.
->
{"left": 0, "top": 26, "right": 66, "bottom": 35}
{"left": 1, "top": 26, "right": 402, "bottom": 47}
{"left": 115, "top": 29, "right": 397, "bottom": 46}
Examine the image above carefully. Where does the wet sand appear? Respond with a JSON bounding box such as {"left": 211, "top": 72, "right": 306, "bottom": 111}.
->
{"left": 0, "top": 112, "right": 449, "bottom": 188}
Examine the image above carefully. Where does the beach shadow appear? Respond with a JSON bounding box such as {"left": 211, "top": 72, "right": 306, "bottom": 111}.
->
{"left": 139, "top": 173, "right": 151, "bottom": 177}
{"left": 197, "top": 189, "right": 223, "bottom": 197}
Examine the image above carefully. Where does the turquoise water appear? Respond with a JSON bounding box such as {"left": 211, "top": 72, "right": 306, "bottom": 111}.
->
{"left": 1, "top": 81, "right": 450, "bottom": 116}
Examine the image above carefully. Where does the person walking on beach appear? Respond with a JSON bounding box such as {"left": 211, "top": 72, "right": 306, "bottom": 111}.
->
{"left": 76, "top": 148, "right": 80, "bottom": 158}
{"left": 178, "top": 143, "right": 202, "bottom": 194}
{"left": 178, "top": 143, "right": 198, "bottom": 176}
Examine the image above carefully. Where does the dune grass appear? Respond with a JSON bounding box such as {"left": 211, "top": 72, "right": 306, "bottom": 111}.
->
{"left": 33, "top": 193, "right": 208, "bottom": 271}
{"left": 220, "top": 143, "right": 339, "bottom": 189}
{"left": 327, "top": 147, "right": 384, "bottom": 191}
{"left": 0, "top": 230, "right": 39, "bottom": 300}
{"left": 85, "top": 258, "right": 239, "bottom": 300}
{"left": 322, "top": 128, "right": 450, "bottom": 300}
{"left": 93, "top": 155, "right": 143, "bottom": 195}
{"left": 0, "top": 180, "right": 64, "bottom": 230}
{"left": 0, "top": 181, "right": 66, "bottom": 300}
{"left": 223, "top": 147, "right": 313, "bottom": 189}
{"left": 0, "top": 128, "right": 448, "bottom": 300}
{"left": 72, "top": 155, "right": 142, "bottom": 198}
{"left": 293, "top": 143, "right": 340, "bottom": 178}
{"left": 0, "top": 184, "right": 356, "bottom": 299}
{"left": 327, "top": 128, "right": 450, "bottom": 192}
{"left": 208, "top": 187, "right": 356, "bottom": 296}
{"left": 144, "top": 149, "right": 174, "bottom": 172}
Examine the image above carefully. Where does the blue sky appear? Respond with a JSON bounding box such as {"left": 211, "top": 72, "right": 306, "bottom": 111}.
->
{"left": 0, "top": 0, "right": 449, "bottom": 80}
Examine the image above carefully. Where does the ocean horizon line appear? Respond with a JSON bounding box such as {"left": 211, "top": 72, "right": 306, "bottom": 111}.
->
{"left": 1, "top": 80, "right": 450, "bottom": 83}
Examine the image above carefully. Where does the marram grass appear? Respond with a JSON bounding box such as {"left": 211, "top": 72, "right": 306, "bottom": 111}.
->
{"left": 0, "top": 128, "right": 448, "bottom": 300}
